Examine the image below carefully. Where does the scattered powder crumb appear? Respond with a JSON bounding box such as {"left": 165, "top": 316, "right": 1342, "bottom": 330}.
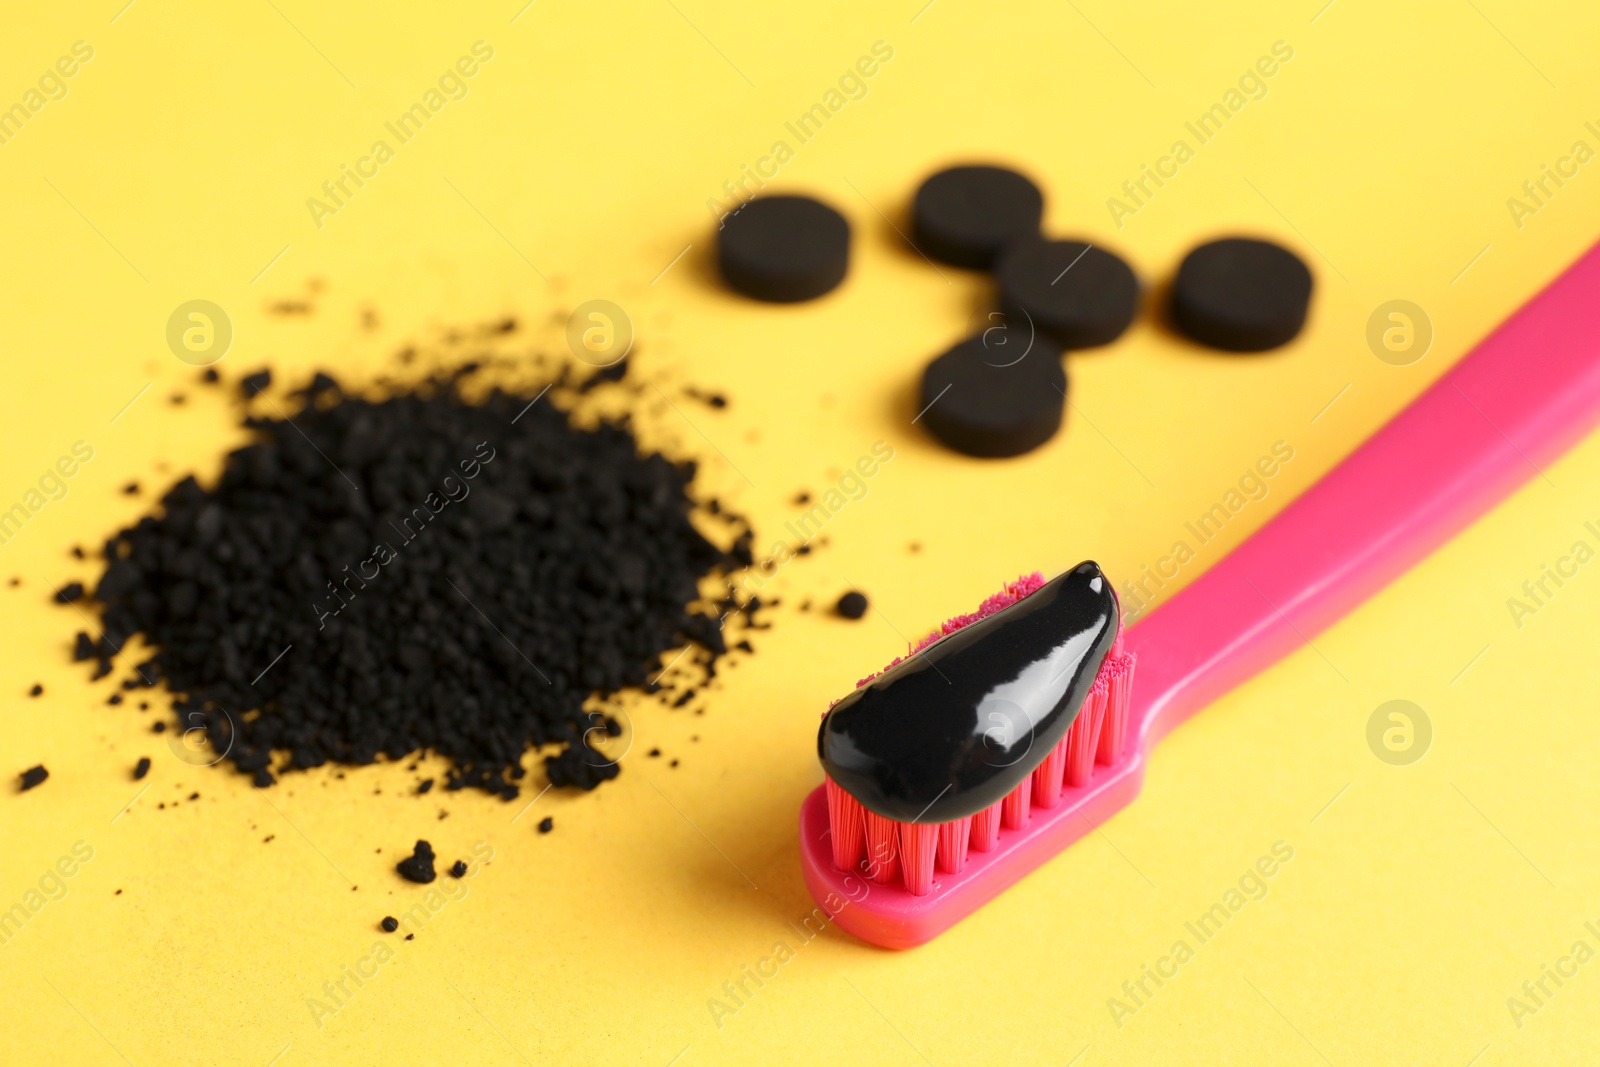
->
{"left": 397, "top": 840, "right": 436, "bottom": 884}
{"left": 240, "top": 368, "right": 272, "bottom": 397}
{"left": 685, "top": 386, "right": 728, "bottom": 409}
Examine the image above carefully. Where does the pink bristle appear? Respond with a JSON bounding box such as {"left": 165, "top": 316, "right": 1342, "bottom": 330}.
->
{"left": 864, "top": 811, "right": 901, "bottom": 884}
{"left": 1031, "top": 737, "right": 1068, "bottom": 809}
{"left": 899, "top": 823, "right": 939, "bottom": 895}
{"left": 969, "top": 802, "right": 1002, "bottom": 852}
{"left": 1063, "top": 679, "right": 1107, "bottom": 787}
{"left": 824, "top": 776, "right": 865, "bottom": 871}
{"left": 1095, "top": 653, "right": 1138, "bottom": 768}
{"left": 936, "top": 817, "right": 971, "bottom": 873}
{"left": 1001, "top": 776, "right": 1031, "bottom": 830}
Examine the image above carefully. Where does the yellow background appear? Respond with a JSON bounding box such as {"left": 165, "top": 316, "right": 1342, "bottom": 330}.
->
{"left": 3, "top": 0, "right": 1600, "bottom": 1063}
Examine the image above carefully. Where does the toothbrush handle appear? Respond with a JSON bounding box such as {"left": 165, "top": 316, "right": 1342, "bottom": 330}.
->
{"left": 1125, "top": 241, "right": 1600, "bottom": 749}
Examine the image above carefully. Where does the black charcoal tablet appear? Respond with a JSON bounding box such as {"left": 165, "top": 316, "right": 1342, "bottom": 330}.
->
{"left": 996, "top": 238, "right": 1139, "bottom": 350}
{"left": 1170, "top": 237, "right": 1313, "bottom": 351}
{"left": 912, "top": 165, "right": 1043, "bottom": 269}
{"left": 717, "top": 195, "right": 850, "bottom": 302}
{"left": 918, "top": 333, "right": 1066, "bottom": 458}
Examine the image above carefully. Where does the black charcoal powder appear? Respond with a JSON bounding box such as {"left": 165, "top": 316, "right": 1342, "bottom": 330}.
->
{"left": 72, "top": 366, "right": 759, "bottom": 799}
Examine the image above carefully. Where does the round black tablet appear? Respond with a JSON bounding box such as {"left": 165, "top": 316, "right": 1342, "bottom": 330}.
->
{"left": 1170, "top": 238, "right": 1313, "bottom": 351}
{"left": 717, "top": 195, "right": 850, "bottom": 302}
{"left": 918, "top": 333, "right": 1066, "bottom": 458}
{"left": 996, "top": 238, "right": 1139, "bottom": 349}
{"left": 912, "top": 165, "right": 1044, "bottom": 269}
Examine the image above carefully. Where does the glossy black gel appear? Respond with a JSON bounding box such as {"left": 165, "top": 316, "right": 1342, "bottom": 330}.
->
{"left": 818, "top": 562, "right": 1118, "bottom": 823}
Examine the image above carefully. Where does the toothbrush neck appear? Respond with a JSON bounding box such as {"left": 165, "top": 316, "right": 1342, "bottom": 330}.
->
{"left": 1123, "top": 238, "right": 1600, "bottom": 751}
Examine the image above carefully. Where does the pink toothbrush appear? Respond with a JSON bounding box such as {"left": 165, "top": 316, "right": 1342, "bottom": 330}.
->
{"left": 801, "top": 240, "right": 1600, "bottom": 949}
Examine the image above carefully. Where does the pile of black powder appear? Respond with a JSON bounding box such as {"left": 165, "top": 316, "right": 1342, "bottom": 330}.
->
{"left": 73, "top": 366, "right": 757, "bottom": 798}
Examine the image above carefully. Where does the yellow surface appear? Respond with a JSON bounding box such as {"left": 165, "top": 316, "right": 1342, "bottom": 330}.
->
{"left": 3, "top": 1, "right": 1600, "bottom": 1063}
